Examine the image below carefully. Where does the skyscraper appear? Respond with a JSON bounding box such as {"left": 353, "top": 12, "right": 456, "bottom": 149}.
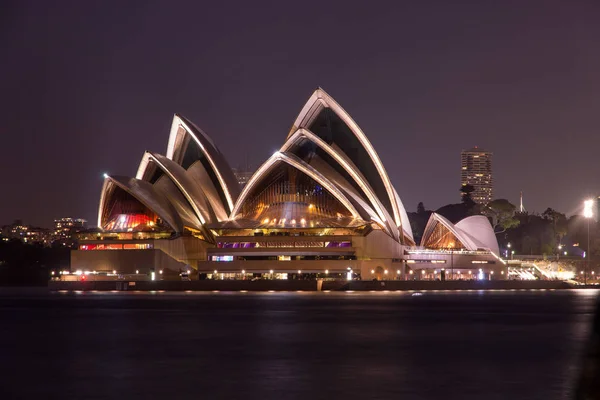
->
{"left": 461, "top": 147, "right": 493, "bottom": 205}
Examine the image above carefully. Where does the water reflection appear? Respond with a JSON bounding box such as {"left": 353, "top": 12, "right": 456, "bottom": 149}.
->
{"left": 0, "top": 290, "right": 597, "bottom": 399}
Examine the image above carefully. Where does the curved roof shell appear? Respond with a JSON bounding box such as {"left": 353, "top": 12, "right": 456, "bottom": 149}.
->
{"left": 420, "top": 213, "right": 499, "bottom": 253}
{"left": 166, "top": 114, "right": 239, "bottom": 215}
{"left": 287, "top": 88, "right": 409, "bottom": 236}
{"left": 455, "top": 215, "right": 499, "bottom": 254}
{"left": 136, "top": 152, "right": 217, "bottom": 225}
{"left": 96, "top": 89, "right": 415, "bottom": 246}
{"left": 98, "top": 176, "right": 183, "bottom": 232}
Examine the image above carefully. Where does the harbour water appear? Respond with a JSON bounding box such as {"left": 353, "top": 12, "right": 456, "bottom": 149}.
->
{"left": 0, "top": 289, "right": 598, "bottom": 399}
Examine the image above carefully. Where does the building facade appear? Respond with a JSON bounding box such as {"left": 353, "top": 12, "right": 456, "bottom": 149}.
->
{"left": 461, "top": 147, "right": 493, "bottom": 205}
{"left": 1, "top": 220, "right": 52, "bottom": 245}
{"left": 53, "top": 217, "right": 87, "bottom": 246}
{"left": 70, "top": 89, "right": 501, "bottom": 281}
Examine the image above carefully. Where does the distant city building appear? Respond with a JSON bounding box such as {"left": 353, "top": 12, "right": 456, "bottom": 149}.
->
{"left": 53, "top": 218, "right": 87, "bottom": 245}
{"left": 232, "top": 168, "right": 254, "bottom": 187}
{"left": 461, "top": 147, "right": 493, "bottom": 205}
{"left": 1, "top": 220, "right": 52, "bottom": 245}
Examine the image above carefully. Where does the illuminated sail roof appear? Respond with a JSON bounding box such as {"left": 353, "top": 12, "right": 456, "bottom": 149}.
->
{"left": 287, "top": 88, "right": 410, "bottom": 235}
{"left": 165, "top": 114, "right": 239, "bottom": 216}
{"left": 97, "top": 89, "right": 415, "bottom": 245}
{"left": 98, "top": 176, "right": 183, "bottom": 232}
{"left": 420, "top": 213, "right": 499, "bottom": 253}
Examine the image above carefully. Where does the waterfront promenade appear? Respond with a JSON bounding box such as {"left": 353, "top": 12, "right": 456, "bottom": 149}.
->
{"left": 47, "top": 279, "right": 583, "bottom": 292}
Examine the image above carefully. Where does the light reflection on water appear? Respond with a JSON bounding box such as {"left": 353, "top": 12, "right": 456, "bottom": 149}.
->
{"left": 0, "top": 289, "right": 597, "bottom": 399}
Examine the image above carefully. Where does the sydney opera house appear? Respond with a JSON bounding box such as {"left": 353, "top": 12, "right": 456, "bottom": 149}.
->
{"left": 71, "top": 88, "right": 504, "bottom": 281}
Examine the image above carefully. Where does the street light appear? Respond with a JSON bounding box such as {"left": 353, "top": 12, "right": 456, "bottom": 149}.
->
{"left": 558, "top": 244, "right": 563, "bottom": 261}
{"left": 584, "top": 199, "right": 594, "bottom": 285}
{"left": 449, "top": 243, "right": 455, "bottom": 280}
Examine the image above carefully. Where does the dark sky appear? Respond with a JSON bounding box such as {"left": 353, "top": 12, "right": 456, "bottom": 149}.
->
{"left": 1, "top": 0, "right": 599, "bottom": 228}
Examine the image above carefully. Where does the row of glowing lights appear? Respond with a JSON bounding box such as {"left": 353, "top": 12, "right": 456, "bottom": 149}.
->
{"left": 404, "top": 268, "right": 501, "bottom": 276}
{"left": 213, "top": 268, "right": 339, "bottom": 275}
{"left": 60, "top": 289, "right": 567, "bottom": 295}
{"left": 262, "top": 217, "right": 308, "bottom": 225}
{"left": 209, "top": 267, "right": 496, "bottom": 276}
{"left": 51, "top": 269, "right": 182, "bottom": 276}
{"left": 57, "top": 268, "right": 505, "bottom": 276}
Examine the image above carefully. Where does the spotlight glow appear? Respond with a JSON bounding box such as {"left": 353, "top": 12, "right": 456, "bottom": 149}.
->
{"left": 584, "top": 199, "right": 594, "bottom": 218}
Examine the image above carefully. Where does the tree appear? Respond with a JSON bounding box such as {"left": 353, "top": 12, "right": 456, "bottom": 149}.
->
{"left": 521, "top": 235, "right": 539, "bottom": 255}
{"left": 408, "top": 202, "right": 432, "bottom": 243}
{"left": 486, "top": 199, "right": 519, "bottom": 234}
{"left": 460, "top": 184, "right": 475, "bottom": 205}
{"left": 542, "top": 208, "right": 568, "bottom": 246}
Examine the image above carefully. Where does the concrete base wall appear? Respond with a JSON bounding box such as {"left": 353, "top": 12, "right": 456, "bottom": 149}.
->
{"left": 72, "top": 236, "right": 212, "bottom": 273}
{"left": 153, "top": 236, "right": 210, "bottom": 267}
{"left": 48, "top": 280, "right": 327, "bottom": 291}
{"left": 353, "top": 230, "right": 405, "bottom": 260}
{"left": 70, "top": 249, "right": 187, "bottom": 274}
{"left": 345, "top": 280, "right": 573, "bottom": 291}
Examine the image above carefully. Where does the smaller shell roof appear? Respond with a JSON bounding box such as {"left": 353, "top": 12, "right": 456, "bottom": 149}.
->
{"left": 455, "top": 215, "right": 499, "bottom": 254}
{"left": 100, "top": 176, "right": 184, "bottom": 232}
{"left": 421, "top": 213, "right": 499, "bottom": 253}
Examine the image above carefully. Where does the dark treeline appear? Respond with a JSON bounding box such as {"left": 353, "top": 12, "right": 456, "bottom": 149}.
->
{"left": 408, "top": 186, "right": 600, "bottom": 265}
{"left": 0, "top": 239, "right": 70, "bottom": 286}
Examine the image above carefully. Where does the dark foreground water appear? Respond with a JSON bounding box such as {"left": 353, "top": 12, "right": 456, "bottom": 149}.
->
{"left": 0, "top": 289, "right": 598, "bottom": 400}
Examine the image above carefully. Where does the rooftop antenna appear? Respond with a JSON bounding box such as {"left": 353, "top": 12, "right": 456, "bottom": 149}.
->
{"left": 519, "top": 191, "right": 526, "bottom": 213}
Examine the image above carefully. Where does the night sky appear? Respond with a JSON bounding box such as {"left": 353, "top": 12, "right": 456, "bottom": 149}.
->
{"left": 2, "top": 0, "right": 599, "bottom": 228}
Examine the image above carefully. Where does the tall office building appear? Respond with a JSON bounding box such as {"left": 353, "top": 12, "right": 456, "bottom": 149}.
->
{"left": 461, "top": 147, "right": 493, "bottom": 205}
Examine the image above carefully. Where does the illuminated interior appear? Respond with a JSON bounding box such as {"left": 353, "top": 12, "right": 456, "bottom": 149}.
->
{"left": 103, "top": 214, "right": 156, "bottom": 231}
{"left": 100, "top": 184, "right": 170, "bottom": 232}
{"left": 421, "top": 221, "right": 467, "bottom": 250}
{"left": 237, "top": 162, "right": 355, "bottom": 224}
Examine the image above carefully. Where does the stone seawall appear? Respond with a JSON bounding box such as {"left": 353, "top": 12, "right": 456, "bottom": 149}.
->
{"left": 344, "top": 280, "right": 575, "bottom": 291}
